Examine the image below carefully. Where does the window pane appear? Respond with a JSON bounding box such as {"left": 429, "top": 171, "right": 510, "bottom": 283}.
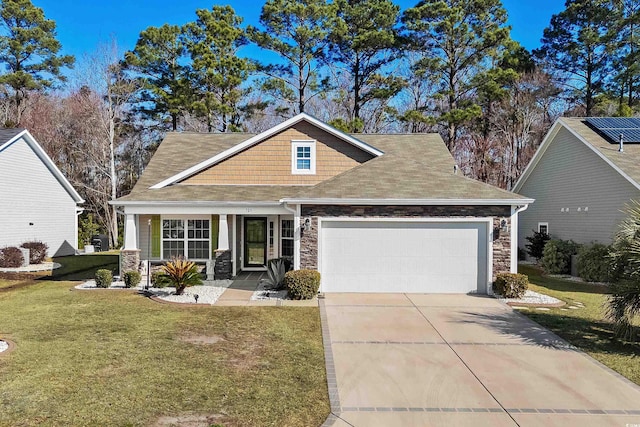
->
{"left": 281, "top": 220, "right": 294, "bottom": 238}
{"left": 297, "top": 159, "right": 310, "bottom": 169}
{"left": 281, "top": 239, "right": 294, "bottom": 257}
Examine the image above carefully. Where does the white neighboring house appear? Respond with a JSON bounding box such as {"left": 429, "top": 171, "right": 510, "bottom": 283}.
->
{"left": 0, "top": 128, "right": 84, "bottom": 257}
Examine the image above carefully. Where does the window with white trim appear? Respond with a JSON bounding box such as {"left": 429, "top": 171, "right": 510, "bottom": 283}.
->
{"left": 281, "top": 219, "right": 294, "bottom": 257}
{"left": 291, "top": 140, "right": 316, "bottom": 174}
{"left": 162, "top": 217, "right": 210, "bottom": 259}
{"left": 538, "top": 222, "right": 549, "bottom": 235}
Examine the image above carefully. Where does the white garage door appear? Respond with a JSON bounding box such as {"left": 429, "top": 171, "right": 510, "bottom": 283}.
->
{"left": 320, "top": 220, "right": 488, "bottom": 293}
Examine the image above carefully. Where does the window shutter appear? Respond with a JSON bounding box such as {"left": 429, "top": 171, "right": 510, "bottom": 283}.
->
{"left": 211, "top": 215, "right": 219, "bottom": 255}
{"left": 151, "top": 215, "right": 161, "bottom": 258}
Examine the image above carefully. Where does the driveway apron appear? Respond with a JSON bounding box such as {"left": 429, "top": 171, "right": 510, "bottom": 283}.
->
{"left": 320, "top": 293, "right": 640, "bottom": 427}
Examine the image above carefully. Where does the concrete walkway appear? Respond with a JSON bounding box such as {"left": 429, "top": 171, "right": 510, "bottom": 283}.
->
{"left": 214, "top": 271, "right": 317, "bottom": 307}
{"left": 320, "top": 293, "right": 640, "bottom": 427}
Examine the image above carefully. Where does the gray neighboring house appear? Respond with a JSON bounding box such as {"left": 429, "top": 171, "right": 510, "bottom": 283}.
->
{"left": 0, "top": 128, "right": 84, "bottom": 257}
{"left": 513, "top": 117, "right": 640, "bottom": 251}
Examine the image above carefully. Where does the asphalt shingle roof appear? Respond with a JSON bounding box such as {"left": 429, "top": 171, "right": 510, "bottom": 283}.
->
{"left": 560, "top": 118, "right": 640, "bottom": 186}
{"left": 119, "top": 125, "right": 526, "bottom": 204}
{"left": 0, "top": 128, "right": 25, "bottom": 146}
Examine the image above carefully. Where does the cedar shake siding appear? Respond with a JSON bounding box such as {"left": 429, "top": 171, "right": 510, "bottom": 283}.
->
{"left": 181, "top": 121, "right": 374, "bottom": 185}
{"left": 299, "top": 205, "right": 511, "bottom": 278}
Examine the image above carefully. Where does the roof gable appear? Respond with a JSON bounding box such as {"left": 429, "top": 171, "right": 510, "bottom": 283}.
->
{"left": 150, "top": 113, "right": 383, "bottom": 189}
{"left": 0, "top": 129, "right": 84, "bottom": 203}
{"left": 514, "top": 118, "right": 640, "bottom": 193}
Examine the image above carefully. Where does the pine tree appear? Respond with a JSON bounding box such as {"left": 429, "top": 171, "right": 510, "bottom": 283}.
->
{"left": 328, "top": 0, "right": 402, "bottom": 132}
{"left": 403, "top": 0, "right": 510, "bottom": 152}
{"left": 184, "top": 5, "right": 253, "bottom": 132}
{"left": 247, "top": 0, "right": 332, "bottom": 114}
{"left": 124, "top": 24, "right": 190, "bottom": 131}
{"left": 534, "top": 0, "right": 612, "bottom": 116}
{"left": 0, "top": 0, "right": 74, "bottom": 125}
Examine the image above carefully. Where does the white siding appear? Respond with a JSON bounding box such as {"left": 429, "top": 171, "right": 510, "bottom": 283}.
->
{"left": 518, "top": 128, "right": 640, "bottom": 249}
{"left": 0, "top": 137, "right": 78, "bottom": 256}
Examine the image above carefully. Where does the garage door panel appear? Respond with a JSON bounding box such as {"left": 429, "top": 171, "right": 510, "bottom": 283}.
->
{"left": 320, "top": 221, "right": 488, "bottom": 294}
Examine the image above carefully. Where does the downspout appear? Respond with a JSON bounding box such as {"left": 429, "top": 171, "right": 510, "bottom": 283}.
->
{"left": 283, "top": 202, "right": 301, "bottom": 270}
{"left": 510, "top": 204, "right": 530, "bottom": 273}
{"left": 75, "top": 207, "right": 84, "bottom": 254}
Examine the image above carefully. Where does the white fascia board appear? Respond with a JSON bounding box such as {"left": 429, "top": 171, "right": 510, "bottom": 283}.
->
{"left": 1, "top": 129, "right": 85, "bottom": 204}
{"left": 110, "top": 200, "right": 282, "bottom": 207}
{"left": 149, "top": 112, "right": 384, "bottom": 189}
{"left": 512, "top": 120, "right": 563, "bottom": 193}
{"left": 280, "top": 198, "right": 534, "bottom": 206}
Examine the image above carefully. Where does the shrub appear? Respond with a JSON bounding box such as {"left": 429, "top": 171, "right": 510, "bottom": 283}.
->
{"left": 541, "top": 239, "right": 580, "bottom": 274}
{"left": 162, "top": 257, "right": 202, "bottom": 295}
{"left": 123, "top": 270, "right": 142, "bottom": 288}
{"left": 284, "top": 269, "right": 321, "bottom": 300}
{"left": 525, "top": 230, "right": 550, "bottom": 261}
{"left": 20, "top": 241, "right": 48, "bottom": 264}
{"left": 0, "top": 247, "right": 24, "bottom": 268}
{"left": 95, "top": 269, "right": 113, "bottom": 288}
{"left": 263, "top": 259, "right": 286, "bottom": 290}
{"left": 151, "top": 271, "right": 171, "bottom": 288}
{"left": 577, "top": 243, "right": 614, "bottom": 282}
{"left": 493, "top": 273, "right": 529, "bottom": 298}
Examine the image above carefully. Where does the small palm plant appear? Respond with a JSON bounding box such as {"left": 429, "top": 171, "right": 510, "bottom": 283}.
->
{"left": 162, "top": 257, "right": 202, "bottom": 295}
{"left": 262, "top": 258, "right": 286, "bottom": 290}
{"left": 607, "top": 201, "right": 640, "bottom": 341}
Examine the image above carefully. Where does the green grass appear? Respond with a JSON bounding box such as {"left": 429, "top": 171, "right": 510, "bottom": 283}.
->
{"left": 51, "top": 253, "right": 120, "bottom": 280}
{"left": 0, "top": 281, "right": 329, "bottom": 426}
{"left": 519, "top": 264, "right": 640, "bottom": 385}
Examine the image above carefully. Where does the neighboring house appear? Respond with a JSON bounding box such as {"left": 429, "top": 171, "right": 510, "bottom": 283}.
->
{"left": 114, "top": 113, "right": 531, "bottom": 294}
{"left": 514, "top": 117, "right": 640, "bottom": 252}
{"left": 0, "top": 128, "right": 84, "bottom": 257}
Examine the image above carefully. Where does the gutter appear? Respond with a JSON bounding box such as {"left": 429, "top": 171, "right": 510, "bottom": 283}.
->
{"left": 279, "top": 198, "right": 535, "bottom": 206}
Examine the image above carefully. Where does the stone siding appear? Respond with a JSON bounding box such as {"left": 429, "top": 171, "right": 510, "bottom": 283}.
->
{"left": 299, "top": 205, "right": 512, "bottom": 279}
{"left": 214, "top": 249, "right": 233, "bottom": 280}
{"left": 121, "top": 250, "right": 141, "bottom": 274}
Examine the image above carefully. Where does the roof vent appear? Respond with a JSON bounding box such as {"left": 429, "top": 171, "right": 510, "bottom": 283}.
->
{"left": 453, "top": 165, "right": 458, "bottom": 174}
{"left": 619, "top": 133, "right": 624, "bottom": 153}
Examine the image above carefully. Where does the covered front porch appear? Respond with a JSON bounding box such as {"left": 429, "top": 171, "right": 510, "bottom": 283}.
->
{"left": 120, "top": 203, "right": 302, "bottom": 279}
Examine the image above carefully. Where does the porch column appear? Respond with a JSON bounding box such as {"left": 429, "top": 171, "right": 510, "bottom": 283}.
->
{"left": 218, "top": 214, "right": 229, "bottom": 250}
{"left": 124, "top": 214, "right": 138, "bottom": 250}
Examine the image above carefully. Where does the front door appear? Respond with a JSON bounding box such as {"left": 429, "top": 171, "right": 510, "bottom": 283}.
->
{"left": 244, "top": 217, "right": 267, "bottom": 268}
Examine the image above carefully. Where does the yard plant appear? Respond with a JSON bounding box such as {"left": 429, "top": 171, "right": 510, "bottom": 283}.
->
{"left": 123, "top": 270, "right": 141, "bottom": 288}
{"left": 285, "top": 269, "right": 321, "bottom": 300}
{"left": 493, "top": 272, "right": 529, "bottom": 298}
{"left": 162, "top": 257, "right": 202, "bottom": 295}
{"left": 20, "top": 241, "right": 48, "bottom": 264}
{"left": 0, "top": 247, "right": 23, "bottom": 268}
{"left": 95, "top": 269, "right": 113, "bottom": 288}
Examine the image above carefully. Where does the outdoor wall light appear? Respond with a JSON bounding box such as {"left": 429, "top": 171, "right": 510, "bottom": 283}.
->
{"left": 500, "top": 218, "right": 508, "bottom": 232}
{"left": 303, "top": 218, "right": 311, "bottom": 231}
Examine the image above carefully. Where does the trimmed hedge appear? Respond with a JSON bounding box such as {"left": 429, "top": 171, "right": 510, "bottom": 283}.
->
{"left": 493, "top": 273, "right": 529, "bottom": 298}
{"left": 541, "top": 239, "right": 580, "bottom": 274}
{"left": 151, "top": 271, "right": 171, "bottom": 288}
{"left": 95, "top": 269, "right": 113, "bottom": 288}
{"left": 284, "top": 269, "right": 321, "bottom": 300}
{"left": 123, "top": 270, "right": 142, "bottom": 288}
{"left": 0, "top": 247, "right": 24, "bottom": 268}
{"left": 577, "top": 243, "right": 614, "bottom": 282}
{"left": 20, "top": 241, "right": 48, "bottom": 264}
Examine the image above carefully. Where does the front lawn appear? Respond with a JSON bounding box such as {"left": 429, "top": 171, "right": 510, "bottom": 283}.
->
{"left": 518, "top": 264, "right": 640, "bottom": 385}
{"left": 0, "top": 281, "right": 328, "bottom": 426}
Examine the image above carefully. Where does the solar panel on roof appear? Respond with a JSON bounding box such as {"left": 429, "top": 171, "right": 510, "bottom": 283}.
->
{"left": 585, "top": 117, "right": 640, "bottom": 143}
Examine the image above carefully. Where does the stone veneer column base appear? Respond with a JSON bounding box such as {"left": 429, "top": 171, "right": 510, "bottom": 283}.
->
{"left": 121, "top": 250, "right": 141, "bottom": 274}
{"left": 214, "top": 249, "right": 232, "bottom": 280}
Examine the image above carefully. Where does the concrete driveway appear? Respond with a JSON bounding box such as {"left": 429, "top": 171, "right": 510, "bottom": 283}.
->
{"left": 320, "top": 293, "right": 640, "bottom": 427}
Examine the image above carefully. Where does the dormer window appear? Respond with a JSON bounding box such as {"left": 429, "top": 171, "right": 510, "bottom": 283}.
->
{"left": 292, "top": 140, "right": 316, "bottom": 174}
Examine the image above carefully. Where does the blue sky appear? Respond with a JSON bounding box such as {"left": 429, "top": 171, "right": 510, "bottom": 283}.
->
{"left": 32, "top": 0, "right": 565, "bottom": 60}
